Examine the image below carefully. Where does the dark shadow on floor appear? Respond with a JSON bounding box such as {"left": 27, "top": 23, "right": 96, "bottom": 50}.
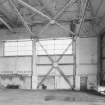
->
{"left": 80, "top": 90, "right": 104, "bottom": 97}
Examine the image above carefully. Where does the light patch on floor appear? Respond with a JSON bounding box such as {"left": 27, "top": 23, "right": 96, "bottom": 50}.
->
{"left": 0, "top": 89, "right": 105, "bottom": 105}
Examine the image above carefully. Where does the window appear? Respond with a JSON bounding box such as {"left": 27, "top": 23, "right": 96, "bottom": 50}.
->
{"left": 36, "top": 38, "right": 72, "bottom": 55}
{"left": 4, "top": 38, "right": 72, "bottom": 56}
{"left": 4, "top": 40, "right": 32, "bottom": 56}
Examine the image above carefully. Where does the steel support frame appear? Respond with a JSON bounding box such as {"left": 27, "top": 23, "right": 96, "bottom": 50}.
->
{"left": 32, "top": 39, "right": 38, "bottom": 89}
{"left": 97, "top": 33, "right": 101, "bottom": 86}
{"left": 10, "top": 0, "right": 88, "bottom": 90}
{"left": 73, "top": 37, "right": 76, "bottom": 89}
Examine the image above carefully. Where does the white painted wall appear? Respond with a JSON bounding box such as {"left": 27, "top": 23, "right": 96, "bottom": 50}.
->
{"left": 0, "top": 56, "right": 32, "bottom": 74}
{"left": 0, "top": 29, "right": 98, "bottom": 90}
{"left": 0, "top": 56, "right": 32, "bottom": 89}
{"left": 76, "top": 37, "right": 97, "bottom": 90}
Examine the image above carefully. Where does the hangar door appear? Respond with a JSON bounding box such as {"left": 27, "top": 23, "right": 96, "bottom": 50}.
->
{"left": 36, "top": 38, "right": 74, "bottom": 89}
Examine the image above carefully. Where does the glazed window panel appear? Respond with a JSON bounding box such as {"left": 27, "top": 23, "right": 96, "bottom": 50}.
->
{"left": 4, "top": 40, "right": 32, "bottom": 56}
{"left": 36, "top": 38, "right": 72, "bottom": 55}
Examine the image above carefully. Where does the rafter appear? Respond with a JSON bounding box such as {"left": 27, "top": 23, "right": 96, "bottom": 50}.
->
{"left": 77, "top": 0, "right": 88, "bottom": 36}
{"left": 9, "top": 0, "right": 36, "bottom": 37}
{"left": 17, "top": 0, "right": 51, "bottom": 20}
{"left": 0, "top": 16, "right": 13, "bottom": 32}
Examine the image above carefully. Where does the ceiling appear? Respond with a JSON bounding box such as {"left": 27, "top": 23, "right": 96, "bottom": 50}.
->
{"left": 0, "top": 0, "right": 105, "bottom": 38}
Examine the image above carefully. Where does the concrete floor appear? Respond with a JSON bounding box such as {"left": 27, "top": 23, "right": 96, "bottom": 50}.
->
{"left": 0, "top": 89, "right": 105, "bottom": 105}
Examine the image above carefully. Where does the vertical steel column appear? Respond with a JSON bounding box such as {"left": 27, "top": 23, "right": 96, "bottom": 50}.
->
{"left": 97, "top": 34, "right": 101, "bottom": 86}
{"left": 31, "top": 38, "right": 38, "bottom": 89}
{"left": 73, "top": 37, "right": 76, "bottom": 89}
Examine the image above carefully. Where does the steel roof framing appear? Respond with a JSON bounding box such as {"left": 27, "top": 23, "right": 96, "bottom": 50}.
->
{"left": 17, "top": 0, "right": 75, "bottom": 35}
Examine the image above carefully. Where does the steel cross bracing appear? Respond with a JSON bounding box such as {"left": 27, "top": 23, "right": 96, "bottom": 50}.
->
{"left": 9, "top": 0, "right": 88, "bottom": 89}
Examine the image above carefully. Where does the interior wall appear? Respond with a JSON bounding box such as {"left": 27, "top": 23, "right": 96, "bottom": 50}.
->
{"left": 0, "top": 56, "right": 32, "bottom": 89}
{"left": 0, "top": 29, "right": 98, "bottom": 90}
{"left": 76, "top": 37, "right": 97, "bottom": 90}
{"left": 0, "top": 30, "right": 32, "bottom": 89}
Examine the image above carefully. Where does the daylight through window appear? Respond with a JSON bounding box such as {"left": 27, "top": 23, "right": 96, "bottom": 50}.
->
{"left": 4, "top": 38, "right": 72, "bottom": 56}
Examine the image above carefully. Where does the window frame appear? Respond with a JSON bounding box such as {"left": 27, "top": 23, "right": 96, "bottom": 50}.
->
{"left": 36, "top": 38, "right": 73, "bottom": 55}
{"left": 3, "top": 39, "right": 33, "bottom": 56}
{"left": 3, "top": 38, "right": 73, "bottom": 56}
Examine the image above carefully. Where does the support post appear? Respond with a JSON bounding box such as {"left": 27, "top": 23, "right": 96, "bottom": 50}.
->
{"left": 97, "top": 34, "right": 101, "bottom": 86}
{"left": 32, "top": 38, "right": 38, "bottom": 89}
{"left": 73, "top": 37, "right": 76, "bottom": 90}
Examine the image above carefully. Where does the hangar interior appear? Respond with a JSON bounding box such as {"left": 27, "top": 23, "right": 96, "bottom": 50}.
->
{"left": 0, "top": 0, "right": 104, "bottom": 91}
